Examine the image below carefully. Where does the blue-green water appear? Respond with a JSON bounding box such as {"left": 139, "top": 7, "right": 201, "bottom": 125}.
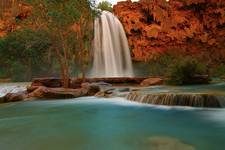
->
{"left": 0, "top": 97, "right": 225, "bottom": 150}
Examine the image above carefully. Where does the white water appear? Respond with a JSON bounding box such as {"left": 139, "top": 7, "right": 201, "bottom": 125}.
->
{"left": 92, "top": 11, "right": 133, "bottom": 77}
{"left": 0, "top": 83, "right": 27, "bottom": 97}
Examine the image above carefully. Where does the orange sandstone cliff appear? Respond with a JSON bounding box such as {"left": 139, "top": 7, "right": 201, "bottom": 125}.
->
{"left": 0, "top": 3, "right": 31, "bottom": 37}
{"left": 114, "top": 0, "right": 225, "bottom": 63}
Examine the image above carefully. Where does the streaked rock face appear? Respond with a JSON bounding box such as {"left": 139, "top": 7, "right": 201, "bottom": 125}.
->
{"left": 113, "top": 0, "right": 225, "bottom": 63}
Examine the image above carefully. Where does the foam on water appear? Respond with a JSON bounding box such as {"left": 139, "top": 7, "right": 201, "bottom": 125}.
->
{"left": 0, "top": 83, "right": 27, "bottom": 97}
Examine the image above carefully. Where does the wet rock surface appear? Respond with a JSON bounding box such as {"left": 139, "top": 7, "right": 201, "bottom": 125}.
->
{"left": 140, "top": 77, "right": 164, "bottom": 86}
{"left": 0, "top": 82, "right": 101, "bottom": 103}
{"left": 0, "top": 91, "right": 28, "bottom": 103}
{"left": 126, "top": 92, "right": 225, "bottom": 108}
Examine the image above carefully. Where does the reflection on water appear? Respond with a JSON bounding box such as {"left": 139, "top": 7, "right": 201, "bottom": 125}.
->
{"left": 0, "top": 97, "right": 225, "bottom": 150}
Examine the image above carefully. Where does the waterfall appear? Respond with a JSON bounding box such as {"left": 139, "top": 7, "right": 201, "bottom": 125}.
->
{"left": 0, "top": 85, "right": 26, "bottom": 98}
{"left": 92, "top": 11, "right": 133, "bottom": 77}
{"left": 126, "top": 92, "right": 225, "bottom": 108}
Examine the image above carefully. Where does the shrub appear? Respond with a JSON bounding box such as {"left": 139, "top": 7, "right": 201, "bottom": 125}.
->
{"left": 210, "top": 64, "right": 225, "bottom": 78}
{"left": 165, "top": 57, "right": 208, "bottom": 85}
{"left": 0, "top": 29, "right": 54, "bottom": 81}
{"left": 97, "top": 1, "right": 113, "bottom": 12}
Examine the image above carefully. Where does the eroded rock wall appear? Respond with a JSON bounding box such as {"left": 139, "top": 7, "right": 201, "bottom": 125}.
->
{"left": 114, "top": 0, "right": 225, "bottom": 63}
{"left": 0, "top": 3, "right": 31, "bottom": 37}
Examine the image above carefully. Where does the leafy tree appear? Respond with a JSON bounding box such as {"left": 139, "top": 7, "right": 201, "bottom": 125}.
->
{"left": 0, "top": 29, "right": 52, "bottom": 81}
{"left": 21, "top": 0, "right": 95, "bottom": 87}
{"left": 97, "top": 1, "right": 113, "bottom": 12}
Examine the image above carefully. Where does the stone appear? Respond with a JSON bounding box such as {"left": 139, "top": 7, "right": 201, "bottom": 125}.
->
{"left": 95, "top": 89, "right": 114, "bottom": 98}
{"left": 140, "top": 77, "right": 163, "bottom": 86}
{"left": 28, "top": 83, "right": 100, "bottom": 99}
{"left": 0, "top": 91, "right": 28, "bottom": 103}
{"left": 81, "top": 83, "right": 101, "bottom": 96}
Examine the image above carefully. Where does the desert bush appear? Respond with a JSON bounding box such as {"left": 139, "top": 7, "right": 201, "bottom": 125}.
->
{"left": 210, "top": 64, "right": 225, "bottom": 78}
{"left": 165, "top": 57, "right": 207, "bottom": 85}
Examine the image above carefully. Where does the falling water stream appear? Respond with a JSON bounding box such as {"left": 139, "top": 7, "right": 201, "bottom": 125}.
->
{"left": 92, "top": 11, "right": 133, "bottom": 77}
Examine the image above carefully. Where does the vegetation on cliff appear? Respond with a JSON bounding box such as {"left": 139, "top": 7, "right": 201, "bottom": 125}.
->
{"left": 97, "top": 1, "right": 113, "bottom": 12}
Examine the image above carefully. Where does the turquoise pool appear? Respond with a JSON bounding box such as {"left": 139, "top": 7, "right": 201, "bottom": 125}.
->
{"left": 0, "top": 97, "right": 225, "bottom": 150}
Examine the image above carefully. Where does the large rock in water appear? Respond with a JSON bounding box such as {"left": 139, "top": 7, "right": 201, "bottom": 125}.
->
{"left": 113, "top": 0, "right": 225, "bottom": 62}
{"left": 0, "top": 91, "right": 28, "bottom": 103}
{"left": 0, "top": 83, "right": 100, "bottom": 103}
{"left": 126, "top": 92, "right": 225, "bottom": 108}
{"left": 140, "top": 77, "right": 163, "bottom": 86}
{"left": 27, "top": 83, "right": 100, "bottom": 99}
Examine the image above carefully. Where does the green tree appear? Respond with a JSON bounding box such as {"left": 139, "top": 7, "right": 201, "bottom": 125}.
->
{"left": 97, "top": 1, "right": 113, "bottom": 12}
{"left": 21, "top": 0, "right": 95, "bottom": 87}
{"left": 0, "top": 29, "right": 52, "bottom": 81}
{"left": 165, "top": 57, "right": 208, "bottom": 85}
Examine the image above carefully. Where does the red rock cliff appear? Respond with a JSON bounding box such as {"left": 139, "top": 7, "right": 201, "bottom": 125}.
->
{"left": 0, "top": 3, "right": 32, "bottom": 37}
{"left": 114, "top": 0, "right": 225, "bottom": 63}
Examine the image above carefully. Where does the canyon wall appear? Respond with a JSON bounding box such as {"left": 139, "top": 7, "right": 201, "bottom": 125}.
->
{"left": 114, "top": 0, "right": 225, "bottom": 63}
{"left": 0, "top": 2, "right": 31, "bottom": 37}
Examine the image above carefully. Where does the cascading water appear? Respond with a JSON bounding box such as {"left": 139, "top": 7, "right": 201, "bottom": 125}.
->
{"left": 126, "top": 92, "right": 225, "bottom": 108}
{"left": 92, "top": 11, "right": 133, "bottom": 77}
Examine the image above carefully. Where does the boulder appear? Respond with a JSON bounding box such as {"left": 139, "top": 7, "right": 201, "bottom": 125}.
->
{"left": 95, "top": 89, "right": 114, "bottom": 98}
{"left": 28, "top": 86, "right": 82, "bottom": 99}
{"left": 0, "top": 83, "right": 101, "bottom": 103}
{"left": 0, "top": 91, "right": 28, "bottom": 103}
{"left": 140, "top": 77, "right": 163, "bottom": 86}
{"left": 28, "top": 83, "right": 100, "bottom": 99}
{"left": 81, "top": 83, "right": 101, "bottom": 96}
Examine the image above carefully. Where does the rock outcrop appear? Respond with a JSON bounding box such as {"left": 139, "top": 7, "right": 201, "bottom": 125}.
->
{"left": 0, "top": 82, "right": 100, "bottom": 103}
{"left": 140, "top": 77, "right": 163, "bottom": 86}
{"left": 114, "top": 0, "right": 225, "bottom": 63}
{"left": 27, "top": 83, "right": 100, "bottom": 99}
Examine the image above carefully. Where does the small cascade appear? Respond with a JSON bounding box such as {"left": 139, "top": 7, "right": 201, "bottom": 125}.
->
{"left": 126, "top": 92, "right": 225, "bottom": 108}
{"left": 92, "top": 11, "right": 133, "bottom": 77}
{"left": 0, "top": 85, "right": 26, "bottom": 98}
